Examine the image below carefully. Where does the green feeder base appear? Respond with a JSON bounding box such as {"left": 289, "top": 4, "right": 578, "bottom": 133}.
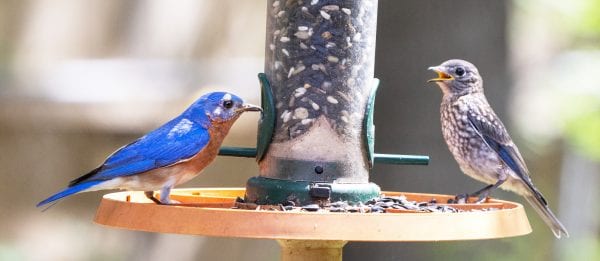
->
{"left": 244, "top": 176, "right": 381, "bottom": 205}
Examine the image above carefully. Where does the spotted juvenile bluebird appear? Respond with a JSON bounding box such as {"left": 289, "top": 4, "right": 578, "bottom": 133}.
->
{"left": 428, "top": 59, "right": 568, "bottom": 238}
{"left": 37, "top": 92, "right": 261, "bottom": 207}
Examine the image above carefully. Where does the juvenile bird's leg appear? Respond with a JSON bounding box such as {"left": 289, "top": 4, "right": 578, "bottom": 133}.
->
{"left": 452, "top": 184, "right": 493, "bottom": 203}
{"left": 473, "top": 178, "right": 506, "bottom": 203}
{"left": 471, "top": 168, "right": 510, "bottom": 203}
{"left": 144, "top": 191, "right": 163, "bottom": 204}
{"left": 452, "top": 176, "right": 507, "bottom": 203}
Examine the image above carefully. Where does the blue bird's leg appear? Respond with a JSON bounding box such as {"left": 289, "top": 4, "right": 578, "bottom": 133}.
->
{"left": 145, "top": 191, "right": 163, "bottom": 204}
{"left": 160, "top": 186, "right": 174, "bottom": 204}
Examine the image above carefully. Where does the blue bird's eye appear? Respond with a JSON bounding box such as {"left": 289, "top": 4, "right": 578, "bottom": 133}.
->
{"left": 455, "top": 67, "right": 465, "bottom": 76}
{"left": 223, "top": 100, "right": 234, "bottom": 109}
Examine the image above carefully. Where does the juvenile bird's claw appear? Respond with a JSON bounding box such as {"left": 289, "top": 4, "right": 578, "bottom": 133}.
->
{"left": 475, "top": 195, "right": 489, "bottom": 203}
{"left": 448, "top": 193, "right": 469, "bottom": 204}
{"left": 447, "top": 192, "right": 489, "bottom": 204}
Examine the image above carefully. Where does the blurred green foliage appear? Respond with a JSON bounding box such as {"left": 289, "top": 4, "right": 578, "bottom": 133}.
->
{"left": 575, "top": 0, "right": 600, "bottom": 39}
{"left": 564, "top": 104, "right": 600, "bottom": 161}
{"left": 555, "top": 0, "right": 600, "bottom": 48}
{"left": 564, "top": 96, "right": 600, "bottom": 161}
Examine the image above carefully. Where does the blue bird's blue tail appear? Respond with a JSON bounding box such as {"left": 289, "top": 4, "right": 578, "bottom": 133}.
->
{"left": 37, "top": 180, "right": 103, "bottom": 208}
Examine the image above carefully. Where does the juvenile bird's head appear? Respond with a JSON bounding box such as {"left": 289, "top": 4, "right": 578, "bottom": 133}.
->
{"left": 428, "top": 59, "right": 483, "bottom": 97}
{"left": 186, "top": 92, "right": 261, "bottom": 125}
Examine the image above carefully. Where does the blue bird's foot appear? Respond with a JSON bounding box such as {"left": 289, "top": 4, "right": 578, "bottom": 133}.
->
{"left": 144, "top": 191, "right": 180, "bottom": 205}
{"left": 145, "top": 191, "right": 164, "bottom": 204}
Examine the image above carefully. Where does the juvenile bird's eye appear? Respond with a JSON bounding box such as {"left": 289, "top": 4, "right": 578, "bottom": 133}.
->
{"left": 455, "top": 67, "right": 465, "bottom": 76}
{"left": 223, "top": 100, "right": 234, "bottom": 109}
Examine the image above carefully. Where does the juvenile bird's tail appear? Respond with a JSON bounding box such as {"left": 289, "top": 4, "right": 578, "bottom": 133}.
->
{"left": 37, "top": 180, "right": 103, "bottom": 208}
{"left": 523, "top": 192, "right": 569, "bottom": 238}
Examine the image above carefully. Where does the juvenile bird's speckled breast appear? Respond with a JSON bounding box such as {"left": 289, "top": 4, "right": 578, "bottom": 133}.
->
{"left": 440, "top": 94, "right": 502, "bottom": 184}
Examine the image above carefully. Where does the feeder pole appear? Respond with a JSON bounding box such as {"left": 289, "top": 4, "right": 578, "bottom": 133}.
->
{"left": 278, "top": 240, "right": 347, "bottom": 261}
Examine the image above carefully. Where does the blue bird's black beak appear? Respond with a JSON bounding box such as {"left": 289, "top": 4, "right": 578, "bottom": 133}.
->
{"left": 237, "top": 104, "right": 262, "bottom": 113}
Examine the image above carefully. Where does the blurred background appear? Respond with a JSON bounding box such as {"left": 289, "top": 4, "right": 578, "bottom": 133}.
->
{"left": 0, "top": 0, "right": 598, "bottom": 260}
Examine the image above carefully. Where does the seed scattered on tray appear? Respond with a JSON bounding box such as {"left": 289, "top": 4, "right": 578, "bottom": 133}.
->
{"left": 233, "top": 195, "right": 499, "bottom": 213}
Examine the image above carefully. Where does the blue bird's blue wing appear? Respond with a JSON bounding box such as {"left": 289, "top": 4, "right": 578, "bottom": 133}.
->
{"left": 70, "top": 117, "right": 210, "bottom": 185}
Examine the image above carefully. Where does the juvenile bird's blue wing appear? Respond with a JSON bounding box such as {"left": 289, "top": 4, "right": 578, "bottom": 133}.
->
{"left": 465, "top": 105, "right": 544, "bottom": 198}
{"left": 465, "top": 100, "right": 568, "bottom": 237}
{"left": 70, "top": 117, "right": 210, "bottom": 185}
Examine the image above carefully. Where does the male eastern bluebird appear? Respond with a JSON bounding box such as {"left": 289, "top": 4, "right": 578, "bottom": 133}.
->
{"left": 37, "top": 92, "right": 261, "bottom": 207}
{"left": 428, "top": 59, "right": 568, "bottom": 238}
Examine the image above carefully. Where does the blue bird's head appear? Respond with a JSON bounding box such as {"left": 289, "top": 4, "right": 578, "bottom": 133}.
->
{"left": 185, "top": 92, "right": 261, "bottom": 125}
{"left": 428, "top": 59, "right": 483, "bottom": 97}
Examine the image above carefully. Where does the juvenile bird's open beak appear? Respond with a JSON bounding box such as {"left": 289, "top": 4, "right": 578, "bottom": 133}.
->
{"left": 237, "top": 103, "right": 262, "bottom": 113}
{"left": 427, "top": 66, "right": 453, "bottom": 82}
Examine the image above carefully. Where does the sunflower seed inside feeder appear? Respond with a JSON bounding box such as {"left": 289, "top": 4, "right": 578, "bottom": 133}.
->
{"left": 295, "top": 31, "right": 310, "bottom": 39}
{"left": 310, "top": 101, "right": 320, "bottom": 110}
{"left": 294, "top": 87, "right": 307, "bottom": 97}
{"left": 301, "top": 119, "right": 313, "bottom": 125}
{"left": 321, "top": 5, "right": 339, "bottom": 11}
{"left": 327, "top": 96, "right": 339, "bottom": 104}
{"left": 281, "top": 110, "right": 292, "bottom": 122}
{"left": 327, "top": 56, "right": 339, "bottom": 63}
{"left": 294, "top": 107, "right": 309, "bottom": 119}
{"left": 294, "top": 64, "right": 305, "bottom": 74}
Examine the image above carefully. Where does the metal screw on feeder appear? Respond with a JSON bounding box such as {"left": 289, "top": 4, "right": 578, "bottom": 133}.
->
{"left": 218, "top": 0, "right": 429, "bottom": 206}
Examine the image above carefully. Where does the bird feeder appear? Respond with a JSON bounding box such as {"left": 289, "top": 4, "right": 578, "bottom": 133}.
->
{"left": 95, "top": 1, "right": 531, "bottom": 260}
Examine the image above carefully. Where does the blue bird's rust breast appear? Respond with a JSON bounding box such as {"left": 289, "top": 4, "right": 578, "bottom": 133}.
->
{"left": 156, "top": 118, "right": 239, "bottom": 187}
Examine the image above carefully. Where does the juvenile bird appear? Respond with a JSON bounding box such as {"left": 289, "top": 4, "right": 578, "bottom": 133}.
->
{"left": 428, "top": 59, "right": 568, "bottom": 238}
{"left": 37, "top": 92, "right": 261, "bottom": 207}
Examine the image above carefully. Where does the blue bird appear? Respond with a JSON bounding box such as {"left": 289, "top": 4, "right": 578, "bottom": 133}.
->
{"left": 37, "top": 92, "right": 261, "bottom": 207}
{"left": 428, "top": 59, "right": 568, "bottom": 238}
